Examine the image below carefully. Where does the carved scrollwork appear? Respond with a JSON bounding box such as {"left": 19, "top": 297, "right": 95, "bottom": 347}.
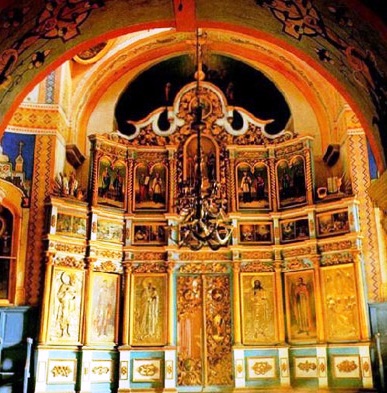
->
{"left": 297, "top": 360, "right": 317, "bottom": 372}
{"left": 318, "top": 240, "right": 354, "bottom": 253}
{"left": 132, "top": 262, "right": 167, "bottom": 273}
{"left": 241, "top": 251, "right": 273, "bottom": 260}
{"left": 178, "top": 252, "right": 230, "bottom": 261}
{"left": 252, "top": 361, "right": 273, "bottom": 375}
{"left": 178, "top": 263, "right": 229, "bottom": 274}
{"left": 336, "top": 360, "right": 358, "bottom": 373}
{"left": 54, "top": 242, "right": 86, "bottom": 254}
{"left": 132, "top": 252, "right": 167, "bottom": 262}
{"left": 320, "top": 252, "right": 354, "bottom": 266}
{"left": 93, "top": 260, "right": 121, "bottom": 273}
{"left": 240, "top": 261, "right": 274, "bottom": 272}
{"left": 92, "top": 366, "right": 110, "bottom": 375}
{"left": 281, "top": 247, "right": 313, "bottom": 258}
{"left": 54, "top": 255, "right": 84, "bottom": 269}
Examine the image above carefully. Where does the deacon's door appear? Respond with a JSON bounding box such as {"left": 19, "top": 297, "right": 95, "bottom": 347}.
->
{"left": 177, "top": 274, "right": 233, "bottom": 388}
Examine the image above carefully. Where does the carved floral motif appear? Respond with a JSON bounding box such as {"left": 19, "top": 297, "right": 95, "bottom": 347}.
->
{"left": 252, "top": 361, "right": 273, "bottom": 375}
{"left": 297, "top": 360, "right": 317, "bottom": 372}
{"left": 336, "top": 360, "right": 358, "bottom": 373}
{"left": 92, "top": 366, "right": 110, "bottom": 375}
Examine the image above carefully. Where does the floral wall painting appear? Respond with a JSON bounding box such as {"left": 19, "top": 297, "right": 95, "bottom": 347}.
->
{"left": 47, "top": 268, "right": 84, "bottom": 344}
{"left": 130, "top": 274, "right": 167, "bottom": 346}
{"left": 237, "top": 163, "right": 270, "bottom": 211}
{"left": 90, "top": 272, "right": 119, "bottom": 344}
{"left": 97, "top": 157, "right": 126, "bottom": 209}
{"left": 240, "top": 273, "right": 277, "bottom": 344}
{"left": 277, "top": 156, "right": 306, "bottom": 209}
{"left": 239, "top": 222, "right": 273, "bottom": 244}
{"left": 134, "top": 163, "right": 167, "bottom": 212}
{"left": 285, "top": 271, "right": 317, "bottom": 342}
{"left": 316, "top": 210, "right": 350, "bottom": 238}
{"left": 280, "top": 218, "right": 310, "bottom": 243}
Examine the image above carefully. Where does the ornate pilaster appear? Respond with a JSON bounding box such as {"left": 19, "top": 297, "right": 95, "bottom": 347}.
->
{"left": 121, "top": 261, "right": 132, "bottom": 346}
{"left": 38, "top": 252, "right": 55, "bottom": 344}
{"left": 274, "top": 260, "right": 285, "bottom": 343}
{"left": 227, "top": 148, "right": 237, "bottom": 212}
{"left": 167, "top": 147, "right": 178, "bottom": 214}
{"left": 232, "top": 259, "right": 241, "bottom": 345}
{"left": 167, "top": 261, "right": 175, "bottom": 346}
{"left": 83, "top": 257, "right": 96, "bottom": 346}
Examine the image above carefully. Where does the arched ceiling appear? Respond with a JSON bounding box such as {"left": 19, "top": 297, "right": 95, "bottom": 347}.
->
{"left": 0, "top": 0, "right": 386, "bottom": 169}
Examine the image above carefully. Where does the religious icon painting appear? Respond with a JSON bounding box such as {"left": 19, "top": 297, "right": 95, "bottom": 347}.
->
{"left": 284, "top": 270, "right": 317, "bottom": 343}
{"left": 276, "top": 156, "right": 307, "bottom": 209}
{"left": 236, "top": 163, "right": 270, "bottom": 211}
{"left": 89, "top": 272, "right": 120, "bottom": 344}
{"left": 97, "top": 156, "right": 126, "bottom": 209}
{"left": 134, "top": 163, "right": 167, "bottom": 212}
{"left": 240, "top": 272, "right": 278, "bottom": 345}
{"left": 46, "top": 268, "right": 84, "bottom": 344}
{"left": 279, "top": 217, "right": 310, "bottom": 243}
{"left": 96, "top": 218, "right": 123, "bottom": 243}
{"left": 239, "top": 222, "right": 273, "bottom": 245}
{"left": 130, "top": 274, "right": 167, "bottom": 346}
{"left": 316, "top": 210, "right": 350, "bottom": 238}
{"left": 133, "top": 223, "right": 167, "bottom": 245}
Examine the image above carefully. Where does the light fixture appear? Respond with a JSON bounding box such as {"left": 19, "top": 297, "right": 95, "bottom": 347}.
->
{"left": 170, "top": 29, "right": 233, "bottom": 251}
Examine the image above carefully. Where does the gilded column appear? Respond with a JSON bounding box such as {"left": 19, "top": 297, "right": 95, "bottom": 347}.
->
{"left": 122, "top": 260, "right": 132, "bottom": 345}
{"left": 232, "top": 260, "right": 241, "bottom": 345}
{"left": 167, "top": 261, "right": 175, "bottom": 346}
{"left": 127, "top": 157, "right": 134, "bottom": 214}
{"left": 38, "top": 251, "right": 55, "bottom": 344}
{"left": 91, "top": 148, "right": 102, "bottom": 207}
{"left": 167, "top": 147, "right": 177, "bottom": 214}
{"left": 269, "top": 154, "right": 278, "bottom": 212}
{"left": 304, "top": 144, "right": 314, "bottom": 205}
{"left": 227, "top": 148, "right": 237, "bottom": 212}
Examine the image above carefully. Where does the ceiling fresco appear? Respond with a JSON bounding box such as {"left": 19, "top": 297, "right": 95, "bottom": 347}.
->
{"left": 0, "top": 0, "right": 386, "bottom": 166}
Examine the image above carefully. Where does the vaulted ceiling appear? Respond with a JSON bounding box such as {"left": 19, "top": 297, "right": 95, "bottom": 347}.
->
{"left": 0, "top": 0, "right": 386, "bottom": 169}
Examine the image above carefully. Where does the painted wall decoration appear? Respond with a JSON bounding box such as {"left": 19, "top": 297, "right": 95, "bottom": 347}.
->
{"left": 130, "top": 274, "right": 167, "bottom": 346}
{"left": 0, "top": 132, "right": 35, "bottom": 205}
{"left": 246, "top": 357, "right": 276, "bottom": 380}
{"left": 89, "top": 272, "right": 119, "bottom": 344}
{"left": 237, "top": 163, "right": 270, "bottom": 210}
{"left": 47, "top": 268, "right": 84, "bottom": 344}
{"left": 321, "top": 265, "right": 360, "bottom": 342}
{"left": 241, "top": 273, "right": 277, "bottom": 344}
{"left": 97, "top": 157, "right": 126, "bottom": 209}
{"left": 285, "top": 271, "right": 317, "bottom": 342}
{"left": 0, "top": 206, "right": 13, "bottom": 300}
{"left": 239, "top": 222, "right": 273, "bottom": 244}
{"left": 56, "top": 213, "right": 86, "bottom": 237}
{"left": 276, "top": 156, "right": 306, "bottom": 209}
{"left": 316, "top": 210, "right": 349, "bottom": 238}
{"left": 133, "top": 223, "right": 167, "bottom": 245}
{"left": 280, "top": 218, "right": 309, "bottom": 243}
{"left": 134, "top": 163, "right": 167, "bottom": 212}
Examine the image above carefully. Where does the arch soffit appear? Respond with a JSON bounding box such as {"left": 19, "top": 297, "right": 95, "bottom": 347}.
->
{"left": 0, "top": 1, "right": 384, "bottom": 168}
{"left": 73, "top": 29, "right": 332, "bottom": 153}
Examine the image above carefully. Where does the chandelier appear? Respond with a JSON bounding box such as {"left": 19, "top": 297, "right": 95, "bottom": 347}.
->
{"left": 170, "top": 30, "right": 233, "bottom": 251}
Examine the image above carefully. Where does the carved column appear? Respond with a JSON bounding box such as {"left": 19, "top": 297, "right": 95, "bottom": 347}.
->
{"left": 227, "top": 148, "right": 237, "bottom": 212}
{"left": 127, "top": 157, "right": 134, "bottom": 214}
{"left": 167, "top": 147, "right": 178, "bottom": 214}
{"left": 91, "top": 148, "right": 102, "bottom": 207}
{"left": 268, "top": 154, "right": 278, "bottom": 212}
{"left": 304, "top": 145, "right": 314, "bottom": 205}
{"left": 232, "top": 260, "right": 242, "bottom": 345}
{"left": 38, "top": 251, "right": 55, "bottom": 344}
